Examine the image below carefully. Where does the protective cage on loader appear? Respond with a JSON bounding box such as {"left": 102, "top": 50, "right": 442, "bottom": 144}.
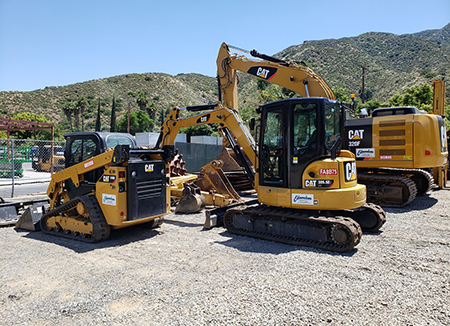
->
{"left": 37, "top": 132, "right": 174, "bottom": 242}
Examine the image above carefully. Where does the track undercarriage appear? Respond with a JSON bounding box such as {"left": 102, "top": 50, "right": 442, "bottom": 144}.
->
{"left": 223, "top": 203, "right": 363, "bottom": 253}
{"left": 358, "top": 168, "right": 433, "bottom": 207}
{"left": 334, "top": 203, "right": 386, "bottom": 233}
{"left": 40, "top": 195, "right": 111, "bottom": 242}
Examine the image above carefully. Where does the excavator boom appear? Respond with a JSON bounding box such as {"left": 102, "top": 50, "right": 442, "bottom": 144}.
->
{"left": 217, "top": 42, "right": 335, "bottom": 111}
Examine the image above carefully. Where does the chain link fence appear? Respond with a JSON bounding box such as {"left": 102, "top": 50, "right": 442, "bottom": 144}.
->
{"left": 0, "top": 138, "right": 65, "bottom": 198}
{"left": 0, "top": 138, "right": 223, "bottom": 199}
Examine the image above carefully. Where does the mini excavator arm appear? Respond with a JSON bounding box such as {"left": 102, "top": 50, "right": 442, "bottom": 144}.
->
{"left": 155, "top": 103, "right": 258, "bottom": 202}
{"left": 216, "top": 42, "right": 336, "bottom": 111}
{"left": 157, "top": 103, "right": 257, "bottom": 170}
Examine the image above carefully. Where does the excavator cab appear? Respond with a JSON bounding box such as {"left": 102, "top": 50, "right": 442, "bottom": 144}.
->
{"left": 259, "top": 97, "right": 342, "bottom": 190}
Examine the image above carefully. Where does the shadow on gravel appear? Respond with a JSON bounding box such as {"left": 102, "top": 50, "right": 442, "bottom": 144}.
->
{"left": 17, "top": 224, "right": 162, "bottom": 253}
{"left": 383, "top": 194, "right": 438, "bottom": 215}
{"left": 163, "top": 219, "right": 203, "bottom": 228}
{"left": 213, "top": 230, "right": 359, "bottom": 257}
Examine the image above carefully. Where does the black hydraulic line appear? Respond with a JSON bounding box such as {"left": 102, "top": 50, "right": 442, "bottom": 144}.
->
{"left": 186, "top": 104, "right": 218, "bottom": 112}
{"left": 250, "top": 49, "right": 288, "bottom": 65}
{"left": 221, "top": 127, "right": 255, "bottom": 183}
{"left": 217, "top": 76, "right": 222, "bottom": 103}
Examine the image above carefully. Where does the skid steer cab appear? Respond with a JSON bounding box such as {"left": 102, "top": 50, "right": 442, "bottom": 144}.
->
{"left": 36, "top": 132, "right": 175, "bottom": 242}
{"left": 63, "top": 132, "right": 137, "bottom": 198}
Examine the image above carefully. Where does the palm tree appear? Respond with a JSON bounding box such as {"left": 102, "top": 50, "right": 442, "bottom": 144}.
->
{"left": 76, "top": 97, "right": 88, "bottom": 132}
{"left": 73, "top": 106, "right": 80, "bottom": 131}
{"left": 137, "top": 92, "right": 149, "bottom": 111}
{"left": 63, "top": 101, "right": 74, "bottom": 131}
{"left": 146, "top": 102, "right": 157, "bottom": 123}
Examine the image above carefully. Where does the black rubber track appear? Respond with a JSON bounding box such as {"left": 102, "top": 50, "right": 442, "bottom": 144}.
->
{"left": 358, "top": 172, "right": 417, "bottom": 208}
{"left": 40, "top": 195, "right": 110, "bottom": 243}
{"left": 223, "top": 204, "right": 362, "bottom": 253}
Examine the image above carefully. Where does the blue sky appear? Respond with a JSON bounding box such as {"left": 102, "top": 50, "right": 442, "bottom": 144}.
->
{"left": 0, "top": 0, "right": 449, "bottom": 92}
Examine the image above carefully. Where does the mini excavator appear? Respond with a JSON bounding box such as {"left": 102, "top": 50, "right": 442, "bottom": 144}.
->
{"left": 155, "top": 43, "right": 386, "bottom": 252}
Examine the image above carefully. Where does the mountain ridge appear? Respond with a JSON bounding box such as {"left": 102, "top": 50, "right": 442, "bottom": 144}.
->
{"left": 1, "top": 23, "right": 448, "bottom": 132}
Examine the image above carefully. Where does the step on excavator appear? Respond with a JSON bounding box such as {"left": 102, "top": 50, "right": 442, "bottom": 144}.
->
{"left": 343, "top": 80, "right": 448, "bottom": 207}
{"left": 19, "top": 132, "right": 174, "bottom": 242}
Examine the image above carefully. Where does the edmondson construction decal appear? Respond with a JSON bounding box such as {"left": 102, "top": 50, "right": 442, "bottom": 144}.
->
{"left": 102, "top": 194, "right": 117, "bottom": 206}
{"left": 356, "top": 148, "right": 375, "bottom": 158}
{"left": 292, "top": 193, "right": 314, "bottom": 205}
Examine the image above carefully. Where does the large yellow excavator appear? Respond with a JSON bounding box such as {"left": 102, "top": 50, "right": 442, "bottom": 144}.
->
{"left": 156, "top": 43, "right": 386, "bottom": 252}
{"left": 343, "top": 79, "right": 448, "bottom": 207}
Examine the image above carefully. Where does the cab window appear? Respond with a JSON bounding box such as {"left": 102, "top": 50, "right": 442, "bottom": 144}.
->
{"left": 106, "top": 135, "right": 134, "bottom": 149}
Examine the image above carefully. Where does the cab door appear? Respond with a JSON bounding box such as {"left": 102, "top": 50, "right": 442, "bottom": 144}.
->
{"left": 258, "top": 104, "right": 290, "bottom": 206}
{"left": 260, "top": 105, "right": 286, "bottom": 188}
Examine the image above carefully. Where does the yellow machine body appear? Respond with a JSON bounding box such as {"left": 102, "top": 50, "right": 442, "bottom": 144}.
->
{"left": 352, "top": 112, "right": 447, "bottom": 169}
{"left": 40, "top": 133, "right": 172, "bottom": 242}
{"left": 257, "top": 156, "right": 366, "bottom": 210}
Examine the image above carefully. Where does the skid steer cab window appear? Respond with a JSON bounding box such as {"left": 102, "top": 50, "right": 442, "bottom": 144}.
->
{"left": 69, "top": 138, "right": 99, "bottom": 166}
{"left": 324, "top": 102, "right": 341, "bottom": 150}
{"left": 106, "top": 135, "right": 135, "bottom": 149}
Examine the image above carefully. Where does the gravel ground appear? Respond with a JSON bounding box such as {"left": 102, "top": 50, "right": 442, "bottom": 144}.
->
{"left": 1, "top": 189, "right": 449, "bottom": 326}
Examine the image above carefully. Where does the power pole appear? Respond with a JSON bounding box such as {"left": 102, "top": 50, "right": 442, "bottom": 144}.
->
{"left": 127, "top": 97, "right": 131, "bottom": 133}
{"left": 361, "top": 66, "right": 367, "bottom": 103}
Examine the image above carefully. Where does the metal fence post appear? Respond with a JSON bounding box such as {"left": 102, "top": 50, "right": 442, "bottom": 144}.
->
{"left": 11, "top": 139, "right": 15, "bottom": 198}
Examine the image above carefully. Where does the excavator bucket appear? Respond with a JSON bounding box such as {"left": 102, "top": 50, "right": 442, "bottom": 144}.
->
{"left": 196, "top": 159, "right": 243, "bottom": 201}
{"left": 175, "top": 183, "right": 206, "bottom": 214}
{"left": 213, "top": 147, "right": 254, "bottom": 193}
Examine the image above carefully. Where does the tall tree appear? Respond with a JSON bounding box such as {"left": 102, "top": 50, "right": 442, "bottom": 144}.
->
{"left": 389, "top": 83, "right": 433, "bottom": 111}
{"left": 95, "top": 98, "right": 101, "bottom": 132}
{"left": 117, "top": 110, "right": 153, "bottom": 135}
{"left": 9, "top": 112, "right": 62, "bottom": 140}
{"left": 110, "top": 96, "right": 117, "bottom": 132}
{"left": 136, "top": 92, "right": 149, "bottom": 111}
{"left": 63, "top": 101, "right": 74, "bottom": 132}
{"left": 73, "top": 106, "right": 80, "bottom": 131}
{"left": 76, "top": 97, "right": 88, "bottom": 132}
